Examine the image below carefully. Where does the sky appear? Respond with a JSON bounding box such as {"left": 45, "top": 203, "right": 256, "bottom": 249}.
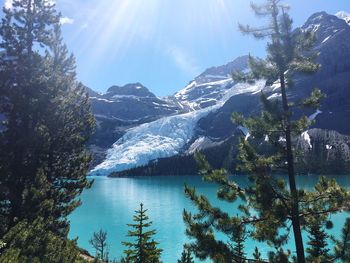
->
{"left": 1, "top": 0, "right": 350, "bottom": 96}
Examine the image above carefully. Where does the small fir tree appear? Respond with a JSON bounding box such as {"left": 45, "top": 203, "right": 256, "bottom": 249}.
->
{"left": 122, "top": 203, "right": 162, "bottom": 263}
{"left": 306, "top": 214, "right": 330, "bottom": 262}
{"left": 232, "top": 224, "right": 247, "bottom": 263}
{"left": 253, "top": 247, "right": 263, "bottom": 262}
{"left": 177, "top": 246, "right": 194, "bottom": 263}
{"left": 332, "top": 218, "right": 350, "bottom": 262}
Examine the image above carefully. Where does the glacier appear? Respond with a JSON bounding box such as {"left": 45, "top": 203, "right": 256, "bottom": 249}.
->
{"left": 90, "top": 80, "right": 265, "bottom": 176}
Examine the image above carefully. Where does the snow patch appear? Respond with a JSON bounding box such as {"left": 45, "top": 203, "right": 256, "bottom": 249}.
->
{"left": 175, "top": 77, "right": 264, "bottom": 110}
{"left": 271, "top": 81, "right": 281, "bottom": 91}
{"left": 90, "top": 97, "right": 114, "bottom": 103}
{"left": 279, "top": 137, "right": 286, "bottom": 142}
{"left": 221, "top": 80, "right": 265, "bottom": 101}
{"left": 203, "top": 74, "right": 229, "bottom": 79}
{"left": 175, "top": 81, "right": 197, "bottom": 98}
{"left": 308, "top": 110, "right": 322, "bottom": 121}
{"left": 188, "top": 137, "right": 213, "bottom": 154}
{"left": 336, "top": 11, "right": 350, "bottom": 25}
{"left": 112, "top": 95, "right": 141, "bottom": 100}
{"left": 267, "top": 93, "right": 282, "bottom": 100}
{"left": 238, "top": 126, "right": 250, "bottom": 141}
{"left": 301, "top": 131, "right": 312, "bottom": 149}
{"left": 310, "top": 24, "right": 320, "bottom": 32}
{"left": 322, "top": 35, "right": 332, "bottom": 44}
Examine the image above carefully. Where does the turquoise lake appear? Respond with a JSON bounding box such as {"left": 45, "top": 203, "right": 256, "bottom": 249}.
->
{"left": 68, "top": 175, "right": 350, "bottom": 262}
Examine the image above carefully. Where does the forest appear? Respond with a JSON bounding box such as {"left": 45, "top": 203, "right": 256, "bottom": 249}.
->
{"left": 1, "top": 0, "right": 350, "bottom": 262}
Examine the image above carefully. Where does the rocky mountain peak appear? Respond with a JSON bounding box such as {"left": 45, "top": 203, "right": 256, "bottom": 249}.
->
{"left": 194, "top": 55, "right": 249, "bottom": 85}
{"left": 336, "top": 11, "right": 350, "bottom": 25}
{"left": 106, "top": 83, "right": 156, "bottom": 98}
{"left": 301, "top": 11, "right": 350, "bottom": 46}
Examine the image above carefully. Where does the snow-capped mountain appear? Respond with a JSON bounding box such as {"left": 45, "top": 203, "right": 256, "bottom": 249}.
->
{"left": 174, "top": 56, "right": 249, "bottom": 110}
{"left": 87, "top": 83, "right": 185, "bottom": 165}
{"left": 197, "top": 11, "right": 350, "bottom": 141}
{"left": 336, "top": 11, "right": 350, "bottom": 25}
{"left": 301, "top": 11, "right": 350, "bottom": 47}
{"left": 90, "top": 83, "right": 183, "bottom": 122}
{"left": 89, "top": 11, "right": 350, "bottom": 176}
{"left": 90, "top": 81, "right": 264, "bottom": 176}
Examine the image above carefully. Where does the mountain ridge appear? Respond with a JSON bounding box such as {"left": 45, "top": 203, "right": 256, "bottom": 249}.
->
{"left": 88, "top": 10, "right": 350, "bottom": 175}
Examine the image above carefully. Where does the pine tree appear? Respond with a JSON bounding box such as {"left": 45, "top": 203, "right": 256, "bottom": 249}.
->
{"left": 253, "top": 247, "right": 263, "bottom": 262}
{"left": 0, "top": 0, "right": 95, "bottom": 240}
{"left": 183, "top": 1, "right": 350, "bottom": 263}
{"left": 235, "top": 3, "right": 318, "bottom": 260}
{"left": 232, "top": 223, "right": 247, "bottom": 263}
{"left": 122, "top": 203, "right": 162, "bottom": 263}
{"left": 0, "top": 217, "right": 83, "bottom": 262}
{"left": 332, "top": 218, "right": 350, "bottom": 262}
{"left": 306, "top": 213, "right": 330, "bottom": 262}
{"left": 177, "top": 246, "right": 194, "bottom": 263}
{"left": 268, "top": 249, "right": 291, "bottom": 263}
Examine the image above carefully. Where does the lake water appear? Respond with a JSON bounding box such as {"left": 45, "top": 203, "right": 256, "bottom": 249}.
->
{"left": 69, "top": 175, "right": 350, "bottom": 262}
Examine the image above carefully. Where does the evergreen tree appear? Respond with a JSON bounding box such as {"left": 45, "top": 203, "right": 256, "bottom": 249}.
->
{"left": 232, "top": 223, "right": 247, "bottom": 263}
{"left": 122, "top": 203, "right": 162, "bottom": 263}
{"left": 0, "top": 0, "right": 95, "bottom": 240}
{"left": 253, "top": 247, "right": 263, "bottom": 262}
{"left": 268, "top": 249, "right": 292, "bottom": 263}
{"left": 183, "top": 1, "right": 350, "bottom": 263}
{"left": 306, "top": 213, "right": 330, "bottom": 262}
{"left": 177, "top": 246, "right": 194, "bottom": 263}
{"left": 0, "top": 217, "right": 84, "bottom": 263}
{"left": 332, "top": 218, "right": 350, "bottom": 262}
{"left": 234, "top": 3, "right": 319, "bottom": 260}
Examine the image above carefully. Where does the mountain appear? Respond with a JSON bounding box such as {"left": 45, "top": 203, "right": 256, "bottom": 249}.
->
{"left": 174, "top": 56, "right": 249, "bottom": 110}
{"left": 87, "top": 83, "right": 185, "bottom": 165}
{"left": 90, "top": 11, "right": 350, "bottom": 176}
{"left": 90, "top": 83, "right": 183, "bottom": 122}
{"left": 197, "top": 11, "right": 350, "bottom": 140}
{"left": 90, "top": 80, "right": 265, "bottom": 176}
{"left": 336, "top": 11, "right": 350, "bottom": 25}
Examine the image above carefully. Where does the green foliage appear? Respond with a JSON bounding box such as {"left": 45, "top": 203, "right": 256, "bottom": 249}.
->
{"left": 268, "top": 249, "right": 292, "bottom": 263}
{"left": 177, "top": 246, "right": 194, "bottom": 263}
{"left": 0, "top": 0, "right": 95, "bottom": 239}
{"left": 183, "top": 171, "right": 247, "bottom": 262}
{"left": 183, "top": 1, "right": 350, "bottom": 263}
{"left": 305, "top": 214, "right": 330, "bottom": 262}
{"left": 253, "top": 247, "right": 263, "bottom": 262}
{"left": 0, "top": 0, "right": 95, "bottom": 261}
{"left": 332, "top": 218, "right": 350, "bottom": 262}
{"left": 0, "top": 217, "right": 84, "bottom": 263}
{"left": 232, "top": 224, "right": 247, "bottom": 262}
{"left": 122, "top": 203, "right": 162, "bottom": 263}
{"left": 302, "top": 89, "right": 326, "bottom": 109}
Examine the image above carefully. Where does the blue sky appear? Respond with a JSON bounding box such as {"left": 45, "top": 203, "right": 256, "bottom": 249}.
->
{"left": 2, "top": 0, "right": 350, "bottom": 96}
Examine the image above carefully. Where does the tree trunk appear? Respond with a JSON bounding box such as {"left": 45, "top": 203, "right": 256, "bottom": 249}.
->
{"left": 280, "top": 74, "right": 306, "bottom": 263}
